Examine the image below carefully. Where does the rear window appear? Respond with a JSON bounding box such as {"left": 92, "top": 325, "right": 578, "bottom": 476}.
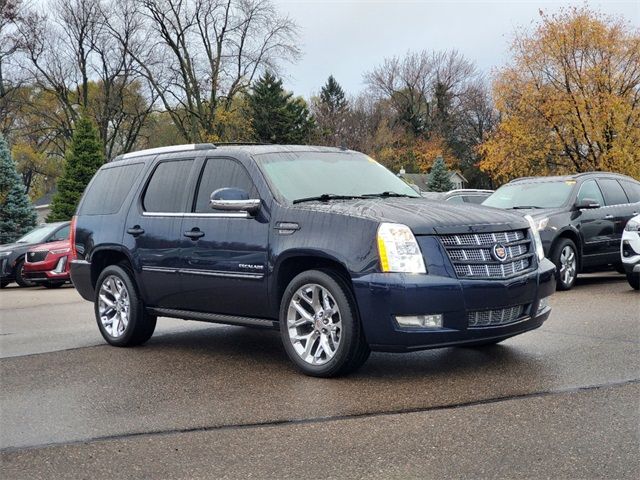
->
{"left": 620, "top": 180, "right": 640, "bottom": 203}
{"left": 79, "top": 163, "right": 144, "bottom": 215}
{"left": 598, "top": 179, "right": 628, "bottom": 206}
{"left": 143, "top": 160, "right": 194, "bottom": 212}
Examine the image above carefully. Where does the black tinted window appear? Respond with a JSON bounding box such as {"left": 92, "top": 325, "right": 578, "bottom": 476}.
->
{"left": 445, "top": 195, "right": 464, "bottom": 204}
{"left": 51, "top": 225, "right": 70, "bottom": 241}
{"left": 79, "top": 164, "right": 144, "bottom": 215}
{"left": 464, "top": 195, "right": 487, "bottom": 204}
{"left": 598, "top": 179, "right": 628, "bottom": 206}
{"left": 577, "top": 180, "right": 605, "bottom": 206}
{"left": 620, "top": 180, "right": 640, "bottom": 203}
{"left": 143, "top": 160, "right": 193, "bottom": 212}
{"left": 194, "top": 158, "right": 256, "bottom": 213}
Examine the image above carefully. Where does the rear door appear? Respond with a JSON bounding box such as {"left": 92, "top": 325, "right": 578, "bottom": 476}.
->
{"left": 596, "top": 178, "right": 633, "bottom": 251}
{"left": 123, "top": 157, "right": 196, "bottom": 308}
{"left": 179, "top": 156, "right": 270, "bottom": 317}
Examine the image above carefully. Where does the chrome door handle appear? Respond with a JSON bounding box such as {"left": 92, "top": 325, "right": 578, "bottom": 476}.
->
{"left": 604, "top": 215, "right": 614, "bottom": 219}
{"left": 183, "top": 228, "right": 205, "bottom": 240}
{"left": 127, "top": 226, "right": 145, "bottom": 236}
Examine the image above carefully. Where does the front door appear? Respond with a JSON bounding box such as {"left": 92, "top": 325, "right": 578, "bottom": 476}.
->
{"left": 179, "top": 157, "right": 270, "bottom": 317}
{"left": 123, "top": 158, "right": 195, "bottom": 308}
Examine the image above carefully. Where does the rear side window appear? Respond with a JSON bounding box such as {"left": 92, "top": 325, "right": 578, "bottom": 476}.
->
{"left": 576, "top": 180, "right": 605, "bottom": 206}
{"left": 620, "top": 180, "right": 640, "bottom": 203}
{"left": 598, "top": 179, "right": 629, "bottom": 206}
{"left": 143, "top": 160, "right": 194, "bottom": 213}
{"left": 79, "top": 163, "right": 144, "bottom": 215}
{"left": 193, "top": 158, "right": 257, "bottom": 213}
{"left": 445, "top": 195, "right": 464, "bottom": 204}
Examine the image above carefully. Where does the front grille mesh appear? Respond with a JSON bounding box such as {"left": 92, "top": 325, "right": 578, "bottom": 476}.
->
{"left": 439, "top": 229, "right": 534, "bottom": 280}
{"left": 26, "top": 251, "right": 47, "bottom": 263}
{"left": 468, "top": 305, "right": 527, "bottom": 327}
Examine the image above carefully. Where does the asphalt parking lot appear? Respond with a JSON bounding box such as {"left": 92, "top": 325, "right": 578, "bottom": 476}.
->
{"left": 1, "top": 272, "right": 638, "bottom": 479}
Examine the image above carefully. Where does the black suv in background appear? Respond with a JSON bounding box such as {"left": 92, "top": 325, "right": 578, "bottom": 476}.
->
{"left": 0, "top": 222, "right": 71, "bottom": 288}
{"left": 483, "top": 173, "right": 640, "bottom": 290}
{"left": 70, "top": 144, "right": 556, "bottom": 377}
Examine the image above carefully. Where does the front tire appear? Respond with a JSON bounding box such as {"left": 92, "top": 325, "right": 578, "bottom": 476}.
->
{"left": 95, "top": 264, "right": 156, "bottom": 347}
{"left": 279, "top": 269, "right": 370, "bottom": 377}
{"left": 551, "top": 239, "right": 578, "bottom": 291}
{"left": 43, "top": 281, "right": 65, "bottom": 289}
{"left": 14, "top": 260, "right": 34, "bottom": 288}
{"left": 627, "top": 271, "right": 640, "bottom": 291}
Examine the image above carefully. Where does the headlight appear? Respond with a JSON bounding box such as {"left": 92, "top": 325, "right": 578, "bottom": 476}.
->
{"left": 377, "top": 223, "right": 426, "bottom": 274}
{"left": 50, "top": 248, "right": 71, "bottom": 255}
{"left": 525, "top": 215, "right": 545, "bottom": 261}
{"left": 0, "top": 251, "right": 11, "bottom": 257}
{"left": 625, "top": 219, "right": 640, "bottom": 232}
{"left": 533, "top": 217, "right": 549, "bottom": 231}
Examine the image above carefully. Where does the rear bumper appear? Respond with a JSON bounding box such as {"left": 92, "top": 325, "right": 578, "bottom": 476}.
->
{"left": 352, "top": 258, "right": 556, "bottom": 352}
{"left": 70, "top": 260, "right": 94, "bottom": 300}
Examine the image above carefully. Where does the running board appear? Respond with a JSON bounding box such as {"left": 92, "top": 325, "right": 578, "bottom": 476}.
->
{"left": 147, "top": 307, "right": 278, "bottom": 329}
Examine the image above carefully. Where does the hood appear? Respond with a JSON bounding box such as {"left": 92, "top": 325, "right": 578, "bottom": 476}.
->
{"left": 293, "top": 198, "right": 529, "bottom": 235}
{"left": 0, "top": 242, "right": 31, "bottom": 254}
{"left": 28, "top": 239, "right": 70, "bottom": 253}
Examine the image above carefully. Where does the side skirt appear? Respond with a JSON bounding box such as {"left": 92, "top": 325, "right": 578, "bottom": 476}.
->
{"left": 147, "top": 307, "right": 278, "bottom": 330}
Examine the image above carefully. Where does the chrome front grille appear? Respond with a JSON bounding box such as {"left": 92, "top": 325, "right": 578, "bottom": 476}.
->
{"left": 26, "top": 251, "right": 47, "bottom": 263}
{"left": 468, "top": 305, "right": 528, "bottom": 328}
{"left": 439, "top": 229, "right": 535, "bottom": 280}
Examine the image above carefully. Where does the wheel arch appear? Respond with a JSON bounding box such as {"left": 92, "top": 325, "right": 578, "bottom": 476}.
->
{"left": 89, "top": 246, "right": 135, "bottom": 288}
{"left": 272, "top": 250, "right": 354, "bottom": 317}
{"left": 550, "top": 229, "right": 582, "bottom": 270}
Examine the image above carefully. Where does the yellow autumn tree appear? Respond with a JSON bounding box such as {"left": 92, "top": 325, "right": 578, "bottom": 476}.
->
{"left": 479, "top": 6, "right": 640, "bottom": 183}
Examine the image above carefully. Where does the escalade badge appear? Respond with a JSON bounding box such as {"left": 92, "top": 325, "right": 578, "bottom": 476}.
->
{"left": 492, "top": 244, "right": 508, "bottom": 262}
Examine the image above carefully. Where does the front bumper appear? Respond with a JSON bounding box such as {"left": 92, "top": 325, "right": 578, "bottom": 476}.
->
{"left": 23, "top": 255, "right": 72, "bottom": 283}
{"left": 352, "top": 258, "right": 556, "bottom": 352}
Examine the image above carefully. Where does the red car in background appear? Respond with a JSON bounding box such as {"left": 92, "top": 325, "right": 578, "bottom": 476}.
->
{"left": 23, "top": 239, "right": 76, "bottom": 288}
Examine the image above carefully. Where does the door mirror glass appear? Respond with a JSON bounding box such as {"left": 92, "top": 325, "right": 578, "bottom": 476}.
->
{"left": 575, "top": 198, "right": 600, "bottom": 209}
{"left": 210, "top": 187, "right": 261, "bottom": 214}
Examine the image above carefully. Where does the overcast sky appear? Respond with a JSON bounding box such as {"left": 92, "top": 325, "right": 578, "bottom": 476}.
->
{"left": 273, "top": 0, "right": 639, "bottom": 98}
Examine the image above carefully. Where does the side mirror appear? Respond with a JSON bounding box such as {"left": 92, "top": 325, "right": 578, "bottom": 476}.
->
{"left": 575, "top": 198, "right": 600, "bottom": 209}
{"left": 210, "top": 187, "right": 261, "bottom": 214}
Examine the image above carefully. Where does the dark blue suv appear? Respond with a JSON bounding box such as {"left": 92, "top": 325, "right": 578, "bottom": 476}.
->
{"left": 70, "top": 144, "right": 556, "bottom": 377}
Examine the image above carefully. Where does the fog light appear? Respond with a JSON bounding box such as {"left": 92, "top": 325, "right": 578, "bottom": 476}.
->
{"left": 395, "top": 314, "right": 443, "bottom": 328}
{"left": 537, "top": 297, "right": 549, "bottom": 314}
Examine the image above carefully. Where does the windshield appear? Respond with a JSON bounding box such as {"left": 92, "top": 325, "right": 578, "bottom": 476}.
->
{"left": 16, "top": 224, "right": 59, "bottom": 244}
{"left": 483, "top": 181, "right": 575, "bottom": 209}
{"left": 255, "top": 151, "right": 420, "bottom": 202}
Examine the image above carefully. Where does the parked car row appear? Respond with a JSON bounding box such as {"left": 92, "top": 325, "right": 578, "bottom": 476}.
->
{"left": 0, "top": 221, "right": 74, "bottom": 288}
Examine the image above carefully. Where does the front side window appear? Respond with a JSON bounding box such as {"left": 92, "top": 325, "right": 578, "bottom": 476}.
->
{"left": 143, "top": 160, "right": 194, "bottom": 213}
{"left": 50, "top": 225, "right": 70, "bottom": 241}
{"left": 255, "top": 151, "right": 419, "bottom": 202}
{"left": 576, "top": 180, "right": 605, "bottom": 206}
{"left": 483, "top": 181, "right": 575, "bottom": 209}
{"left": 194, "top": 158, "right": 257, "bottom": 213}
{"left": 598, "top": 178, "right": 629, "bottom": 206}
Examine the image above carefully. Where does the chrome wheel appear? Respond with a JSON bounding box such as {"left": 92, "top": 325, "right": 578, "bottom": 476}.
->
{"left": 559, "top": 245, "right": 576, "bottom": 286}
{"left": 287, "top": 283, "right": 342, "bottom": 366}
{"left": 98, "top": 275, "right": 130, "bottom": 338}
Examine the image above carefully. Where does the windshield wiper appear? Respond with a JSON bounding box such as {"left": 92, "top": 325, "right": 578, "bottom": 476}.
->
{"left": 362, "top": 191, "right": 415, "bottom": 199}
{"left": 292, "top": 194, "right": 365, "bottom": 204}
{"left": 510, "top": 205, "right": 542, "bottom": 209}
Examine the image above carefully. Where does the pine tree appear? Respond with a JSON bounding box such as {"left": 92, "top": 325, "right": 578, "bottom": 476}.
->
{"left": 427, "top": 156, "right": 454, "bottom": 192}
{"left": 0, "top": 134, "right": 37, "bottom": 244}
{"left": 48, "top": 117, "right": 104, "bottom": 221}
{"left": 247, "top": 72, "right": 314, "bottom": 144}
{"left": 319, "top": 75, "right": 347, "bottom": 115}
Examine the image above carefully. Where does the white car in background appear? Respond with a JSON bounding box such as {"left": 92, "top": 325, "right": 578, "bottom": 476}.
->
{"left": 621, "top": 214, "right": 640, "bottom": 290}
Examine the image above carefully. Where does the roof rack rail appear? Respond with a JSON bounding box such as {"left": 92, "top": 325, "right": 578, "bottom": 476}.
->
{"left": 112, "top": 143, "right": 216, "bottom": 162}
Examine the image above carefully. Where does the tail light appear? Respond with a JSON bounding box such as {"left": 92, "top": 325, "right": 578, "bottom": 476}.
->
{"left": 69, "top": 216, "right": 77, "bottom": 259}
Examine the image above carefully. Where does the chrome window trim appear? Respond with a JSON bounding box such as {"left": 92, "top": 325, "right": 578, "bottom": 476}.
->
{"left": 142, "top": 211, "right": 250, "bottom": 219}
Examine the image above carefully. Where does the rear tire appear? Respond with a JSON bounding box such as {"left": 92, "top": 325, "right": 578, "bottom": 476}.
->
{"left": 95, "top": 264, "right": 156, "bottom": 347}
{"left": 551, "top": 238, "right": 578, "bottom": 291}
{"left": 279, "top": 269, "right": 370, "bottom": 377}
{"left": 627, "top": 271, "right": 640, "bottom": 291}
{"left": 14, "top": 260, "right": 34, "bottom": 288}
